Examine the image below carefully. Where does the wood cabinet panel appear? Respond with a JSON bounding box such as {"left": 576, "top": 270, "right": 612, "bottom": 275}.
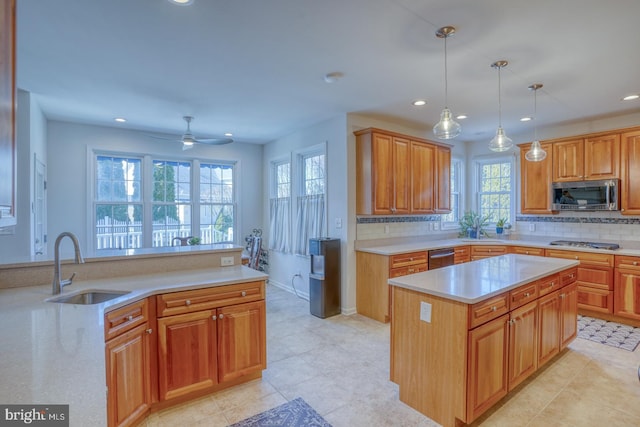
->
{"left": 510, "top": 282, "right": 538, "bottom": 310}
{"left": 454, "top": 246, "right": 470, "bottom": 264}
{"left": 217, "top": 300, "right": 267, "bottom": 383}
{"left": 614, "top": 268, "right": 640, "bottom": 321}
{"left": 577, "top": 286, "right": 612, "bottom": 314}
{"left": 545, "top": 249, "right": 614, "bottom": 267}
{"left": 538, "top": 274, "right": 561, "bottom": 297}
{"left": 105, "top": 298, "right": 149, "bottom": 341}
{"left": 390, "top": 251, "right": 428, "bottom": 269}
{"left": 620, "top": 130, "right": 640, "bottom": 215}
{"left": 560, "top": 282, "right": 578, "bottom": 349}
{"left": 508, "top": 300, "right": 538, "bottom": 390}
{"left": 410, "top": 141, "right": 435, "bottom": 213}
{"left": 0, "top": 0, "right": 16, "bottom": 228}
{"left": 510, "top": 246, "right": 545, "bottom": 256}
{"left": 519, "top": 142, "right": 555, "bottom": 214}
{"left": 584, "top": 133, "right": 620, "bottom": 180}
{"left": 471, "top": 245, "right": 507, "bottom": 260}
{"left": 469, "top": 292, "right": 509, "bottom": 329}
{"left": 553, "top": 139, "right": 584, "bottom": 182}
{"left": 467, "top": 314, "right": 509, "bottom": 422}
{"left": 391, "top": 136, "right": 410, "bottom": 214}
{"left": 435, "top": 146, "right": 451, "bottom": 213}
{"left": 538, "top": 290, "right": 560, "bottom": 367}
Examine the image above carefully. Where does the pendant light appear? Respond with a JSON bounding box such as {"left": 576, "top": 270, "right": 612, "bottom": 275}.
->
{"left": 433, "top": 26, "right": 461, "bottom": 140}
{"left": 525, "top": 83, "right": 547, "bottom": 162}
{"left": 488, "top": 60, "right": 513, "bottom": 152}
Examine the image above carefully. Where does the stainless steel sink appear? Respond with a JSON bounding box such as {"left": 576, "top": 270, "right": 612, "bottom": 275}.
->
{"left": 47, "top": 290, "right": 130, "bottom": 305}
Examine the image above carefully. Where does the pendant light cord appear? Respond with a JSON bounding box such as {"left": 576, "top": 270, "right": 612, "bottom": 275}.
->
{"left": 497, "top": 66, "right": 502, "bottom": 127}
{"left": 443, "top": 35, "right": 449, "bottom": 108}
{"left": 533, "top": 87, "right": 538, "bottom": 141}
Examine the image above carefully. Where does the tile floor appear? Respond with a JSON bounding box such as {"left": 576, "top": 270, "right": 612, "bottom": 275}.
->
{"left": 145, "top": 284, "right": 640, "bottom": 427}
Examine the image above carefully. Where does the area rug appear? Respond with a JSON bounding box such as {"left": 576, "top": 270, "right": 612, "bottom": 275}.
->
{"left": 577, "top": 315, "right": 640, "bottom": 351}
{"left": 229, "top": 397, "right": 332, "bottom": 427}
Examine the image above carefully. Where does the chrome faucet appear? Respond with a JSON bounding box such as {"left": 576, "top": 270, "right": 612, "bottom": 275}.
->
{"left": 52, "top": 232, "right": 85, "bottom": 295}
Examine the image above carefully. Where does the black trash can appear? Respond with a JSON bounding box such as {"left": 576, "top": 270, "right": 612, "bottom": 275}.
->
{"left": 308, "top": 238, "right": 341, "bottom": 318}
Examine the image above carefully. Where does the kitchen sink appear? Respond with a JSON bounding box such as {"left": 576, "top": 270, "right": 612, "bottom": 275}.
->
{"left": 47, "top": 290, "right": 130, "bottom": 305}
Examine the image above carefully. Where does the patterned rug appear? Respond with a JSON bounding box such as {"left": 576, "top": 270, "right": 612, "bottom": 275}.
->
{"left": 577, "top": 315, "right": 640, "bottom": 351}
{"left": 229, "top": 397, "right": 332, "bottom": 427}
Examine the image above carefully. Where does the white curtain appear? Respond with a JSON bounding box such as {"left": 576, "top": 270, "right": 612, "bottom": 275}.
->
{"left": 268, "top": 197, "right": 291, "bottom": 253}
{"left": 293, "top": 194, "right": 325, "bottom": 255}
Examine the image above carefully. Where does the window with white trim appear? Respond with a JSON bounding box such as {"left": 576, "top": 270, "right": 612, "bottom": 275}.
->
{"left": 476, "top": 157, "right": 514, "bottom": 224}
{"left": 293, "top": 148, "right": 326, "bottom": 255}
{"left": 199, "top": 162, "right": 235, "bottom": 244}
{"left": 441, "top": 157, "right": 463, "bottom": 227}
{"left": 268, "top": 160, "right": 291, "bottom": 252}
{"left": 152, "top": 160, "right": 192, "bottom": 247}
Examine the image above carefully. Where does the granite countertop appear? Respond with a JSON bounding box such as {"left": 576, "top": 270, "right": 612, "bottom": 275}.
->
{"left": 356, "top": 237, "right": 640, "bottom": 256}
{"left": 0, "top": 265, "right": 268, "bottom": 427}
{"left": 389, "top": 254, "right": 580, "bottom": 304}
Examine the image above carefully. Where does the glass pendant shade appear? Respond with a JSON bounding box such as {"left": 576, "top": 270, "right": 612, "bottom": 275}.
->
{"left": 489, "top": 126, "right": 513, "bottom": 152}
{"left": 525, "top": 140, "right": 547, "bottom": 161}
{"left": 433, "top": 107, "right": 461, "bottom": 139}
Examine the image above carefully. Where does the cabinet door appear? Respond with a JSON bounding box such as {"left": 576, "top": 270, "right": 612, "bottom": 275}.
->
{"left": 508, "top": 300, "right": 538, "bottom": 390}
{"left": 584, "top": 133, "right": 620, "bottom": 180}
{"left": 371, "top": 133, "right": 394, "bottom": 214}
{"left": 614, "top": 269, "right": 640, "bottom": 321}
{"left": 621, "top": 130, "right": 640, "bottom": 215}
{"left": 409, "top": 140, "right": 435, "bottom": 213}
{"left": 520, "top": 142, "right": 555, "bottom": 214}
{"left": 106, "top": 323, "right": 152, "bottom": 427}
{"left": 538, "top": 291, "right": 560, "bottom": 367}
{"left": 467, "top": 314, "right": 509, "bottom": 422}
{"left": 217, "top": 300, "right": 267, "bottom": 383}
{"left": 435, "top": 146, "right": 451, "bottom": 213}
{"left": 560, "top": 282, "right": 578, "bottom": 349}
{"left": 393, "top": 136, "right": 410, "bottom": 214}
{"left": 552, "top": 139, "right": 584, "bottom": 182}
{"left": 157, "top": 310, "right": 217, "bottom": 401}
{"left": 0, "top": 0, "right": 16, "bottom": 228}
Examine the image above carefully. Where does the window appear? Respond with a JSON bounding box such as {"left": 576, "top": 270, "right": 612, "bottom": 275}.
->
{"left": 269, "top": 160, "right": 291, "bottom": 252}
{"left": 293, "top": 150, "right": 326, "bottom": 255}
{"left": 95, "top": 155, "right": 143, "bottom": 250}
{"left": 476, "top": 157, "right": 514, "bottom": 224}
{"left": 199, "top": 163, "right": 235, "bottom": 244}
{"left": 93, "top": 153, "right": 236, "bottom": 250}
{"left": 441, "top": 157, "right": 463, "bottom": 227}
{"left": 302, "top": 153, "right": 325, "bottom": 196}
{"left": 274, "top": 161, "right": 291, "bottom": 198}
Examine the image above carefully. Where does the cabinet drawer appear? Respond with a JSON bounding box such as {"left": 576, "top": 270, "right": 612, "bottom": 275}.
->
{"left": 469, "top": 293, "right": 509, "bottom": 329}
{"left": 471, "top": 246, "right": 507, "bottom": 256}
{"left": 454, "top": 246, "right": 470, "bottom": 264}
{"left": 615, "top": 255, "right": 640, "bottom": 271}
{"left": 577, "top": 286, "right": 613, "bottom": 313}
{"left": 538, "top": 274, "right": 561, "bottom": 297}
{"left": 546, "top": 249, "right": 613, "bottom": 267}
{"left": 577, "top": 266, "right": 613, "bottom": 290}
{"left": 390, "top": 251, "right": 428, "bottom": 269}
{"left": 510, "top": 283, "right": 538, "bottom": 310}
{"left": 105, "top": 298, "right": 149, "bottom": 341}
{"left": 389, "top": 264, "right": 428, "bottom": 278}
{"left": 157, "top": 281, "right": 265, "bottom": 317}
{"left": 559, "top": 268, "right": 578, "bottom": 286}
{"left": 510, "top": 246, "right": 545, "bottom": 256}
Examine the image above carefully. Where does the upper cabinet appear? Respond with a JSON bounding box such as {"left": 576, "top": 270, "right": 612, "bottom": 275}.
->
{"left": 552, "top": 133, "right": 620, "bottom": 182}
{"left": 355, "top": 128, "right": 451, "bottom": 215}
{"left": 519, "top": 142, "right": 555, "bottom": 214}
{"left": 620, "top": 130, "right": 640, "bottom": 215}
{"left": 0, "top": 0, "right": 16, "bottom": 228}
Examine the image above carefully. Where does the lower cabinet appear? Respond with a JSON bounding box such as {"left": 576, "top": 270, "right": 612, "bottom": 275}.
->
{"left": 614, "top": 256, "right": 640, "bottom": 321}
{"left": 507, "top": 300, "right": 538, "bottom": 390}
{"left": 105, "top": 280, "right": 266, "bottom": 427}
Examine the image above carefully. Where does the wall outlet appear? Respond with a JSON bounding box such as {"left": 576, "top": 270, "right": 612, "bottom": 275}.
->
{"left": 384, "top": 225, "right": 389, "bottom": 234}
{"left": 420, "top": 301, "right": 432, "bottom": 323}
{"left": 433, "top": 222, "right": 440, "bottom": 231}
{"left": 528, "top": 223, "right": 535, "bottom": 232}
{"left": 221, "top": 256, "right": 234, "bottom": 266}
{"left": 335, "top": 217, "right": 342, "bottom": 229}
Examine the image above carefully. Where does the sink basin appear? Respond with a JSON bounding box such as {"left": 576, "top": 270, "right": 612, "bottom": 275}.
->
{"left": 47, "top": 290, "right": 130, "bottom": 305}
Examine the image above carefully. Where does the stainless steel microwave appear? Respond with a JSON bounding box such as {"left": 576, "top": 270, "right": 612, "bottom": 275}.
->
{"left": 551, "top": 179, "right": 620, "bottom": 211}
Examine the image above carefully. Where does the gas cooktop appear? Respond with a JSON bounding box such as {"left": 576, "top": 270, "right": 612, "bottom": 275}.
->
{"left": 549, "top": 240, "right": 620, "bottom": 250}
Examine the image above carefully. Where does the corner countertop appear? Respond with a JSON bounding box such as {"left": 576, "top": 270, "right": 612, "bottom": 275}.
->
{"left": 389, "top": 254, "right": 579, "bottom": 304}
{"left": 356, "top": 236, "right": 640, "bottom": 257}
{"left": 0, "top": 265, "right": 268, "bottom": 427}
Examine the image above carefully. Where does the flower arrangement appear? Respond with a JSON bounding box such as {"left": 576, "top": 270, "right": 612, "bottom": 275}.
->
{"left": 458, "top": 211, "right": 491, "bottom": 238}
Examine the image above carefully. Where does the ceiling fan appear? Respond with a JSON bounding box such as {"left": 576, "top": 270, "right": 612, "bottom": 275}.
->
{"left": 152, "top": 116, "right": 233, "bottom": 150}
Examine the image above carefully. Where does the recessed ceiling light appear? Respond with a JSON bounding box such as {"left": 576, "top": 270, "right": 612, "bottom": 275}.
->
{"left": 412, "top": 100, "right": 427, "bottom": 106}
{"left": 168, "top": 0, "right": 193, "bottom": 5}
{"left": 114, "top": 117, "right": 127, "bottom": 123}
{"left": 520, "top": 116, "right": 532, "bottom": 122}
{"left": 323, "top": 72, "right": 343, "bottom": 83}
{"left": 456, "top": 114, "right": 467, "bottom": 120}
{"left": 622, "top": 94, "right": 639, "bottom": 101}
{"left": 224, "top": 132, "right": 233, "bottom": 137}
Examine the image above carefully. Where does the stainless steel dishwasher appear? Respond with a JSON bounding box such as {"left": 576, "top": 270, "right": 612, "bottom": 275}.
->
{"left": 428, "top": 247, "right": 455, "bottom": 269}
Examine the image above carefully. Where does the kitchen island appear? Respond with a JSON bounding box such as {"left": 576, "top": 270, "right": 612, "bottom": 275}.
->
{"left": 389, "top": 254, "right": 579, "bottom": 427}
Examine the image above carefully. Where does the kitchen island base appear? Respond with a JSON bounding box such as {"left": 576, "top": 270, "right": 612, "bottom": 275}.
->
{"left": 390, "top": 257, "right": 578, "bottom": 427}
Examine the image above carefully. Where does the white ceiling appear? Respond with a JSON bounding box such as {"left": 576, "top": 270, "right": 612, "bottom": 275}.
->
{"left": 16, "top": 0, "right": 640, "bottom": 145}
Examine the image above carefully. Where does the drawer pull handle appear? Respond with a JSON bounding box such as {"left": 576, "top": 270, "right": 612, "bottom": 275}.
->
{"left": 219, "top": 314, "right": 224, "bottom": 319}
{"left": 560, "top": 294, "right": 565, "bottom": 299}
{"left": 550, "top": 282, "right": 555, "bottom": 287}
{"left": 241, "top": 291, "right": 247, "bottom": 297}
{"left": 185, "top": 299, "right": 191, "bottom": 306}
{"left": 146, "top": 328, "right": 153, "bottom": 334}
{"left": 127, "top": 315, "right": 133, "bottom": 321}
{"left": 634, "top": 262, "right": 638, "bottom": 266}
{"left": 491, "top": 306, "right": 497, "bottom": 312}
{"left": 525, "top": 251, "right": 529, "bottom": 255}
{"left": 524, "top": 293, "right": 530, "bottom": 297}
{"left": 212, "top": 315, "right": 217, "bottom": 320}
{"left": 575, "top": 256, "right": 579, "bottom": 260}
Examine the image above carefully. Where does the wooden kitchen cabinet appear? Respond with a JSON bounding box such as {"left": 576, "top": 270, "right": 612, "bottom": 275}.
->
{"left": 560, "top": 282, "right": 578, "bottom": 349}
{"left": 519, "top": 142, "right": 555, "bottom": 214}
{"left": 552, "top": 134, "right": 620, "bottom": 182}
{"left": 105, "top": 299, "right": 154, "bottom": 427}
{"left": 537, "top": 290, "right": 561, "bottom": 367}
{"left": 454, "top": 245, "right": 470, "bottom": 264}
{"left": 510, "top": 246, "right": 545, "bottom": 256}
{"left": 620, "top": 130, "right": 640, "bottom": 215}
{"left": 507, "top": 300, "right": 538, "bottom": 390}
{"left": 614, "top": 255, "right": 640, "bottom": 321}
{"left": 355, "top": 128, "right": 450, "bottom": 215}
{"left": 0, "top": 0, "right": 16, "bottom": 228}
{"left": 470, "top": 245, "right": 507, "bottom": 260}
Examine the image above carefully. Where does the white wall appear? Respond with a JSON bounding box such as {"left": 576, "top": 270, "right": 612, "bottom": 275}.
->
{"left": 46, "top": 120, "right": 263, "bottom": 258}
{"left": 262, "top": 116, "right": 350, "bottom": 311}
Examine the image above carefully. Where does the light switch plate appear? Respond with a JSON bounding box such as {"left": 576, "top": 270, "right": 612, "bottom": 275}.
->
{"left": 420, "top": 301, "right": 432, "bottom": 323}
{"left": 221, "top": 256, "right": 234, "bottom": 266}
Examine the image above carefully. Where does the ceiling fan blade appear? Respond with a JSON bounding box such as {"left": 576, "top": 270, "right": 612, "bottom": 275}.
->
{"left": 195, "top": 137, "right": 234, "bottom": 145}
{"left": 147, "top": 134, "right": 182, "bottom": 142}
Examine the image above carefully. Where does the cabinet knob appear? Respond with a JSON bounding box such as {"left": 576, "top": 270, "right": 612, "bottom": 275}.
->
{"left": 574, "top": 256, "right": 579, "bottom": 260}
{"left": 524, "top": 292, "right": 530, "bottom": 298}
{"left": 241, "top": 291, "right": 247, "bottom": 297}
{"left": 550, "top": 282, "right": 555, "bottom": 287}
{"left": 212, "top": 315, "right": 217, "bottom": 320}
{"left": 219, "top": 314, "right": 224, "bottom": 319}
{"left": 127, "top": 315, "right": 133, "bottom": 321}
{"left": 185, "top": 299, "right": 191, "bottom": 306}
{"left": 525, "top": 251, "right": 529, "bottom": 255}
{"left": 146, "top": 328, "right": 153, "bottom": 334}
{"left": 560, "top": 294, "right": 565, "bottom": 299}
{"left": 408, "top": 268, "right": 414, "bottom": 273}
{"left": 634, "top": 262, "right": 638, "bottom": 266}
{"left": 491, "top": 306, "right": 497, "bottom": 312}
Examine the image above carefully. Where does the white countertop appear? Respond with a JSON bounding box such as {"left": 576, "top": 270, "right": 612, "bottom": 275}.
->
{"left": 0, "top": 265, "right": 268, "bottom": 427}
{"left": 356, "top": 236, "right": 640, "bottom": 256}
{"left": 389, "top": 254, "right": 580, "bottom": 304}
